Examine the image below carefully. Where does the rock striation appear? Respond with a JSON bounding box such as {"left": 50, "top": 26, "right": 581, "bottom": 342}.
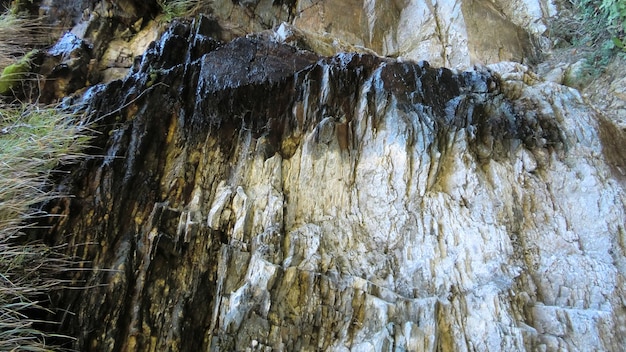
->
{"left": 43, "top": 16, "right": 626, "bottom": 351}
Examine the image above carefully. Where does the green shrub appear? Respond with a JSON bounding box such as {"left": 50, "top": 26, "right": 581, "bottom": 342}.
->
{"left": 576, "top": 0, "right": 625, "bottom": 44}
{"left": 576, "top": 0, "right": 626, "bottom": 61}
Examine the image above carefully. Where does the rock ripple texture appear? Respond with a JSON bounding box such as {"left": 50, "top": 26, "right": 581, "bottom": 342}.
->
{"left": 49, "top": 19, "right": 625, "bottom": 351}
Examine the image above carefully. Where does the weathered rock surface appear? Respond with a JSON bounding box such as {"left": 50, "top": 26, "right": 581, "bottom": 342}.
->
{"left": 44, "top": 17, "right": 626, "bottom": 351}
{"left": 202, "top": 0, "right": 551, "bottom": 68}
{"left": 34, "top": 0, "right": 553, "bottom": 94}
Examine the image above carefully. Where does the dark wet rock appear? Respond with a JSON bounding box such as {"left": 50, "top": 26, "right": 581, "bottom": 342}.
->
{"left": 25, "top": 0, "right": 167, "bottom": 102}
{"left": 37, "top": 32, "right": 93, "bottom": 101}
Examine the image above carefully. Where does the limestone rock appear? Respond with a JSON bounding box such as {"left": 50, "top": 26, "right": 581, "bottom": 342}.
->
{"left": 290, "top": 0, "right": 546, "bottom": 68}
{"left": 43, "top": 18, "right": 626, "bottom": 351}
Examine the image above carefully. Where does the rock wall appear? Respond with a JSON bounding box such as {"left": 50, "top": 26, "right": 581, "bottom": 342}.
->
{"left": 193, "top": 0, "right": 550, "bottom": 68}
{"left": 36, "top": 0, "right": 550, "bottom": 91}
{"left": 42, "top": 15, "right": 626, "bottom": 351}
{"left": 290, "top": 0, "right": 547, "bottom": 68}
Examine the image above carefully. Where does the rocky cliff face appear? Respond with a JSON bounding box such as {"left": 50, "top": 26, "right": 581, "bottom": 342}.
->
{"left": 29, "top": 0, "right": 626, "bottom": 351}
{"left": 34, "top": 0, "right": 550, "bottom": 95}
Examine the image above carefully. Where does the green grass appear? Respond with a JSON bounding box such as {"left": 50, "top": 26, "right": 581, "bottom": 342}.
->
{"left": 0, "top": 8, "right": 91, "bottom": 351}
{"left": 0, "top": 105, "right": 89, "bottom": 227}
{"left": 157, "top": 0, "right": 200, "bottom": 22}
{"left": 0, "top": 7, "right": 90, "bottom": 349}
{"left": 0, "top": 104, "right": 90, "bottom": 351}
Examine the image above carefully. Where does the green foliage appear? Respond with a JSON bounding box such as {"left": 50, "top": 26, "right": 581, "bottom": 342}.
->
{"left": 0, "top": 104, "right": 89, "bottom": 350}
{"left": 550, "top": 0, "right": 626, "bottom": 81}
{"left": 157, "top": 0, "right": 200, "bottom": 22}
{"left": 599, "top": 0, "right": 626, "bottom": 31}
{"left": 575, "top": 0, "right": 625, "bottom": 32}
{"left": 613, "top": 36, "right": 626, "bottom": 50}
{"left": 575, "top": 0, "right": 626, "bottom": 56}
{"left": 0, "top": 105, "right": 89, "bottom": 224}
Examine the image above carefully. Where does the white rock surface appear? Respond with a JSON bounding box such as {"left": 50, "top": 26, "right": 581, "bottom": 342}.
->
{"left": 291, "top": 0, "right": 554, "bottom": 68}
{"left": 198, "top": 61, "right": 625, "bottom": 350}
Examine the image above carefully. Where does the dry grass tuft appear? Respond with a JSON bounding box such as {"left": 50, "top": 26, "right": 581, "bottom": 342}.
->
{"left": 0, "top": 13, "right": 53, "bottom": 69}
{"left": 0, "top": 105, "right": 89, "bottom": 228}
{"left": 157, "top": 0, "right": 201, "bottom": 22}
{"left": 0, "top": 104, "right": 90, "bottom": 351}
{"left": 0, "top": 239, "right": 76, "bottom": 351}
{"left": 0, "top": 6, "right": 91, "bottom": 349}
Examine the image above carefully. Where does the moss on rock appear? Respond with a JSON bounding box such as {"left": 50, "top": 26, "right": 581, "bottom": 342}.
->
{"left": 0, "top": 49, "right": 38, "bottom": 94}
